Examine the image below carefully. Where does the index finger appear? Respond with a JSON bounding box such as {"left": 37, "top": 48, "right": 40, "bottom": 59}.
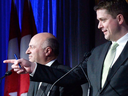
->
{"left": 3, "top": 59, "right": 16, "bottom": 64}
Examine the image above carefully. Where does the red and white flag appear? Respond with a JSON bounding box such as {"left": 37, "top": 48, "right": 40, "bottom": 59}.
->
{"left": 19, "top": 0, "right": 37, "bottom": 95}
{"left": 4, "top": 0, "right": 21, "bottom": 96}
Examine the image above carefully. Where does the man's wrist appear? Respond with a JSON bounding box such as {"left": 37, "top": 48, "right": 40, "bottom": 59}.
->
{"left": 30, "top": 62, "right": 37, "bottom": 76}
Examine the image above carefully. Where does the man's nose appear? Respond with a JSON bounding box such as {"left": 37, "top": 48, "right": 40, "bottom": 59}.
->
{"left": 98, "top": 22, "right": 103, "bottom": 29}
{"left": 26, "top": 48, "right": 30, "bottom": 54}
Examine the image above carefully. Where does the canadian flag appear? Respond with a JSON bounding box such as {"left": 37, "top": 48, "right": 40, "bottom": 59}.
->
{"left": 4, "top": 0, "right": 21, "bottom": 96}
{"left": 19, "top": 0, "right": 37, "bottom": 95}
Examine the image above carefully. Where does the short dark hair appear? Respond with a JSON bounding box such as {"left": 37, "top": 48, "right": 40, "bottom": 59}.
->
{"left": 44, "top": 38, "right": 59, "bottom": 56}
{"left": 94, "top": 0, "right": 128, "bottom": 25}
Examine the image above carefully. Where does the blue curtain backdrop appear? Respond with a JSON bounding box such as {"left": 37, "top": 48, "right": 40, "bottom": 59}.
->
{"left": 0, "top": 0, "right": 100, "bottom": 96}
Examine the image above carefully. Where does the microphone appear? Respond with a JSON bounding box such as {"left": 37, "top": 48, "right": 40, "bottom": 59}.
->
{"left": 47, "top": 51, "right": 91, "bottom": 96}
{"left": 0, "top": 70, "right": 12, "bottom": 86}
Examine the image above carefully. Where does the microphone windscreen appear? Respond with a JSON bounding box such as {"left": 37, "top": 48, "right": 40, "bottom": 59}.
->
{"left": 5, "top": 71, "right": 12, "bottom": 76}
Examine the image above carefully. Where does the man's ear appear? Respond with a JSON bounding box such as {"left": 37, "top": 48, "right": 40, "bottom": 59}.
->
{"left": 117, "top": 14, "right": 124, "bottom": 25}
{"left": 45, "top": 47, "right": 52, "bottom": 56}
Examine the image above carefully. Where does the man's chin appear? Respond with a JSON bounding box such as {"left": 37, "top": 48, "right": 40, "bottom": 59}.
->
{"left": 104, "top": 35, "right": 110, "bottom": 40}
{"left": 29, "top": 60, "right": 34, "bottom": 62}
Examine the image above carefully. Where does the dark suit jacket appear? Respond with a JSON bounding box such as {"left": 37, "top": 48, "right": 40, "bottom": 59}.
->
{"left": 31, "top": 41, "right": 128, "bottom": 96}
{"left": 27, "top": 60, "right": 83, "bottom": 96}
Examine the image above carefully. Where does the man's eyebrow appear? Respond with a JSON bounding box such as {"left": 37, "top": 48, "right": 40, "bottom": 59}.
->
{"left": 29, "top": 45, "right": 34, "bottom": 47}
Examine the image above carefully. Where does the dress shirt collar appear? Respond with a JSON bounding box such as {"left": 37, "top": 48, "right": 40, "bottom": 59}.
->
{"left": 112, "top": 33, "right": 128, "bottom": 47}
{"left": 45, "top": 59, "right": 56, "bottom": 67}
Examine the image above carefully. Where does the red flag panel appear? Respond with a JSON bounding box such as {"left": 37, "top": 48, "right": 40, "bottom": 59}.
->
{"left": 19, "top": 0, "right": 37, "bottom": 95}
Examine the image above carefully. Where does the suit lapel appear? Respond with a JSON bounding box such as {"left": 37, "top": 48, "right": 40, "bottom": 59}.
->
{"left": 28, "top": 81, "right": 39, "bottom": 96}
{"left": 97, "top": 42, "right": 111, "bottom": 89}
{"left": 102, "top": 42, "right": 128, "bottom": 90}
{"left": 36, "top": 83, "right": 48, "bottom": 96}
{"left": 34, "top": 82, "right": 40, "bottom": 95}
{"left": 36, "top": 60, "right": 59, "bottom": 96}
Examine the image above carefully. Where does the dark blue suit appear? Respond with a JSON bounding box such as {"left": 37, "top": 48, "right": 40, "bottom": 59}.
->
{"left": 30, "top": 41, "right": 128, "bottom": 96}
{"left": 27, "top": 60, "right": 83, "bottom": 96}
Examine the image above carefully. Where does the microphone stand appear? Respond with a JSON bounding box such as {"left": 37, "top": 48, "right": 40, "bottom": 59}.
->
{"left": 47, "top": 52, "right": 91, "bottom": 96}
{"left": 0, "top": 70, "right": 12, "bottom": 86}
{"left": 79, "top": 64, "right": 91, "bottom": 96}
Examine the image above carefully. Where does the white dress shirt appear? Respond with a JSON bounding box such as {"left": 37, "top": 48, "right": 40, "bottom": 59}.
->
{"left": 31, "top": 59, "right": 56, "bottom": 89}
{"left": 30, "top": 59, "right": 56, "bottom": 76}
{"left": 111, "top": 33, "right": 128, "bottom": 67}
